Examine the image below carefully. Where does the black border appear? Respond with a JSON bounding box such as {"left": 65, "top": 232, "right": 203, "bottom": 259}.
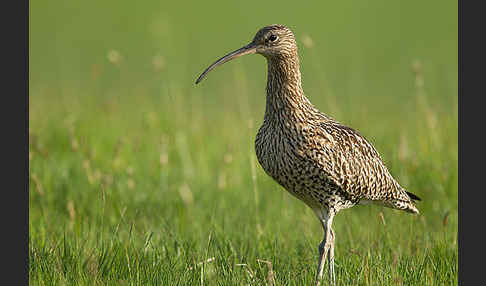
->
{"left": 458, "top": 0, "right": 485, "bottom": 285}
{"left": 3, "top": 0, "right": 28, "bottom": 284}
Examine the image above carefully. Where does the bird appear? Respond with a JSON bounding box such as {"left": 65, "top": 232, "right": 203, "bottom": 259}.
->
{"left": 195, "top": 24, "right": 420, "bottom": 286}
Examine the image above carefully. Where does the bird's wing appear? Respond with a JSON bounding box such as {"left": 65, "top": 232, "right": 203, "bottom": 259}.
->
{"left": 304, "top": 120, "right": 410, "bottom": 203}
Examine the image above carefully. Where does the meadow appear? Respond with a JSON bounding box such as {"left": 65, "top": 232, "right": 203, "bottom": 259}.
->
{"left": 29, "top": 0, "right": 457, "bottom": 285}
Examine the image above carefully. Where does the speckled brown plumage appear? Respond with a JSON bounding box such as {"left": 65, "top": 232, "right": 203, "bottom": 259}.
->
{"left": 196, "top": 24, "right": 420, "bottom": 286}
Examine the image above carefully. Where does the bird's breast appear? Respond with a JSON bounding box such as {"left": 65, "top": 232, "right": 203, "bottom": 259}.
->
{"left": 254, "top": 122, "right": 317, "bottom": 192}
{"left": 254, "top": 122, "right": 343, "bottom": 209}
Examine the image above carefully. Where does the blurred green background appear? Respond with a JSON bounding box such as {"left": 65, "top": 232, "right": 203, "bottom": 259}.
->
{"left": 30, "top": 0, "right": 457, "bottom": 99}
{"left": 30, "top": 0, "right": 457, "bottom": 284}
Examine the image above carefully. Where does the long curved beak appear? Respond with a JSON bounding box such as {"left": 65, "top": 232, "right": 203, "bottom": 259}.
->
{"left": 195, "top": 42, "right": 257, "bottom": 84}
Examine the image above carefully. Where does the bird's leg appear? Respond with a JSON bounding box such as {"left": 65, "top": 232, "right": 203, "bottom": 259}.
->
{"left": 315, "top": 209, "right": 335, "bottom": 286}
{"left": 328, "top": 227, "right": 336, "bottom": 286}
{"left": 315, "top": 234, "right": 328, "bottom": 286}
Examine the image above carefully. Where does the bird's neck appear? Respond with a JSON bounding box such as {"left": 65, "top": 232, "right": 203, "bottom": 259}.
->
{"left": 264, "top": 55, "right": 314, "bottom": 123}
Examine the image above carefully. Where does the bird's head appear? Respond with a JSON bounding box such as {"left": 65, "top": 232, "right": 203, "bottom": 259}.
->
{"left": 252, "top": 24, "right": 297, "bottom": 58}
{"left": 196, "top": 24, "right": 297, "bottom": 84}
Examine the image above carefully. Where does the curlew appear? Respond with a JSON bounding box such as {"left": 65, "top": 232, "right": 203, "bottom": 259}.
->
{"left": 196, "top": 24, "right": 420, "bottom": 286}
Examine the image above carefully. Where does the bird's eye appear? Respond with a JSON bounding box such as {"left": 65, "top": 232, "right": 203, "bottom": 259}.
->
{"left": 268, "top": 34, "right": 278, "bottom": 42}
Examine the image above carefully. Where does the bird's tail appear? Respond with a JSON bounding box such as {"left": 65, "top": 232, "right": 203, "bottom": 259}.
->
{"left": 403, "top": 202, "right": 420, "bottom": 214}
{"left": 406, "top": 191, "right": 421, "bottom": 201}
{"left": 383, "top": 199, "right": 420, "bottom": 214}
{"left": 394, "top": 191, "right": 421, "bottom": 214}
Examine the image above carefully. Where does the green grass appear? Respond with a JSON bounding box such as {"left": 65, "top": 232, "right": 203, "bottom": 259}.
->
{"left": 30, "top": 0, "right": 457, "bottom": 285}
